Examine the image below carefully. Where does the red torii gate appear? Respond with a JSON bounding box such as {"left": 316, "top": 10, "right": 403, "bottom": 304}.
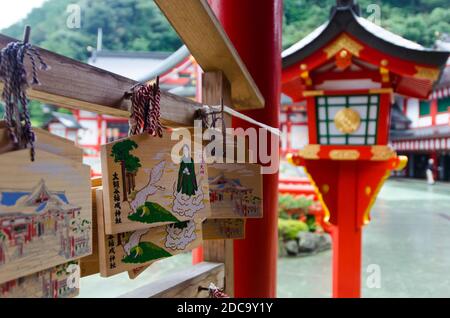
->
{"left": 282, "top": 0, "right": 448, "bottom": 297}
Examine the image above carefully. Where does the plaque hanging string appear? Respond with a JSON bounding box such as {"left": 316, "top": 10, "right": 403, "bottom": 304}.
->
{"left": 198, "top": 283, "right": 230, "bottom": 298}
{"left": 0, "top": 26, "right": 48, "bottom": 161}
{"left": 126, "top": 76, "right": 163, "bottom": 137}
{"left": 194, "top": 99, "right": 227, "bottom": 158}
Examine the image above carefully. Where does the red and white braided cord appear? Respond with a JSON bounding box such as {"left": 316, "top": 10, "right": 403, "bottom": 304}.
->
{"left": 129, "top": 81, "right": 162, "bottom": 137}
{"left": 208, "top": 283, "right": 229, "bottom": 298}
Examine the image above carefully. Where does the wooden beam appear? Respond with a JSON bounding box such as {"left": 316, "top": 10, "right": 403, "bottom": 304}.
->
{"left": 119, "top": 262, "right": 224, "bottom": 298}
{"left": 154, "top": 0, "right": 265, "bottom": 110}
{"left": 202, "top": 240, "right": 234, "bottom": 297}
{"left": 0, "top": 34, "right": 203, "bottom": 126}
{"left": 201, "top": 71, "right": 235, "bottom": 297}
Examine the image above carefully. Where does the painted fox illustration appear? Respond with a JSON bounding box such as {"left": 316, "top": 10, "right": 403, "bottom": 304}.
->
{"left": 123, "top": 229, "right": 149, "bottom": 257}
{"left": 129, "top": 161, "right": 166, "bottom": 213}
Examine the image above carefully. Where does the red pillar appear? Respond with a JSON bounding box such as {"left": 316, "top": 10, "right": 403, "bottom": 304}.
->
{"left": 192, "top": 246, "right": 203, "bottom": 265}
{"left": 210, "top": 0, "right": 282, "bottom": 298}
{"left": 331, "top": 162, "right": 362, "bottom": 298}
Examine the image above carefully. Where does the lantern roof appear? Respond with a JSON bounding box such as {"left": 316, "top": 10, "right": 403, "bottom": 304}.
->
{"left": 282, "top": 2, "right": 449, "bottom": 100}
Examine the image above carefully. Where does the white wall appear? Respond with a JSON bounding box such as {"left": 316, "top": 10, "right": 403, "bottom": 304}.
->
{"left": 291, "top": 126, "right": 309, "bottom": 149}
{"left": 406, "top": 98, "right": 433, "bottom": 128}
{"left": 436, "top": 113, "right": 449, "bottom": 125}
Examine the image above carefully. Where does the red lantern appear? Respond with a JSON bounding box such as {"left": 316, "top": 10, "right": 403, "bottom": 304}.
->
{"left": 282, "top": 1, "right": 448, "bottom": 298}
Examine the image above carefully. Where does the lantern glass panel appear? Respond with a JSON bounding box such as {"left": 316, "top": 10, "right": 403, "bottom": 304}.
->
{"left": 315, "top": 94, "right": 379, "bottom": 145}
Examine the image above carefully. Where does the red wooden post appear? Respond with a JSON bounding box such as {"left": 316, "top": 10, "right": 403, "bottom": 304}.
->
{"left": 331, "top": 162, "right": 362, "bottom": 298}
{"left": 192, "top": 246, "right": 203, "bottom": 264}
{"left": 210, "top": 0, "right": 282, "bottom": 297}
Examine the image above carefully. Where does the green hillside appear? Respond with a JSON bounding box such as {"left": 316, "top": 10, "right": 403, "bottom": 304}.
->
{"left": 1, "top": 0, "right": 182, "bottom": 61}
{"left": 122, "top": 241, "right": 172, "bottom": 264}
{"left": 128, "top": 202, "right": 180, "bottom": 224}
{"left": 1, "top": 0, "right": 449, "bottom": 62}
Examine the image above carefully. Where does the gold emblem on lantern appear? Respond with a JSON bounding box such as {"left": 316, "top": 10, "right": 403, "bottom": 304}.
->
{"left": 329, "top": 149, "right": 360, "bottom": 160}
{"left": 334, "top": 108, "right": 361, "bottom": 134}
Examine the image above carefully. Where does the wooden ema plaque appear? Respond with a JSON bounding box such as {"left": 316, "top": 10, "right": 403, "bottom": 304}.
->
{"left": 101, "top": 132, "right": 211, "bottom": 234}
{"left": 0, "top": 147, "right": 92, "bottom": 284}
{"left": 80, "top": 183, "right": 153, "bottom": 279}
{"left": 202, "top": 218, "right": 245, "bottom": 240}
{"left": 96, "top": 189, "right": 202, "bottom": 277}
{"left": 79, "top": 185, "right": 101, "bottom": 278}
{"left": 208, "top": 163, "right": 263, "bottom": 218}
{"left": 0, "top": 261, "right": 80, "bottom": 298}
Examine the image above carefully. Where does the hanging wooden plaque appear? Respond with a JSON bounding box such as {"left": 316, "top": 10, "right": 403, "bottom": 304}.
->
{"left": 127, "top": 264, "right": 152, "bottom": 279}
{"left": 202, "top": 218, "right": 245, "bottom": 240}
{"left": 79, "top": 185, "right": 101, "bottom": 278}
{"left": 96, "top": 189, "right": 202, "bottom": 277}
{"left": 101, "top": 132, "right": 211, "bottom": 234}
{"left": 208, "top": 163, "right": 263, "bottom": 218}
{"left": 0, "top": 261, "right": 80, "bottom": 298}
{"left": 0, "top": 148, "right": 92, "bottom": 284}
{"left": 80, "top": 183, "right": 153, "bottom": 279}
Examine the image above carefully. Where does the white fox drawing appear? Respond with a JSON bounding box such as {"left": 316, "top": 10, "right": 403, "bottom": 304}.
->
{"left": 129, "top": 161, "right": 166, "bottom": 213}
{"left": 123, "top": 229, "right": 149, "bottom": 257}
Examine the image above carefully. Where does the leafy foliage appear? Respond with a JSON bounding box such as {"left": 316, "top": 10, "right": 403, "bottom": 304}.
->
{"left": 1, "top": 0, "right": 182, "bottom": 61}
{"left": 282, "top": 0, "right": 450, "bottom": 49}
{"left": 124, "top": 155, "right": 141, "bottom": 174}
{"left": 278, "top": 218, "right": 309, "bottom": 241}
{"left": 1, "top": 0, "right": 447, "bottom": 64}
{"left": 111, "top": 140, "right": 141, "bottom": 169}
{"left": 279, "top": 193, "right": 313, "bottom": 215}
{"left": 0, "top": 100, "right": 74, "bottom": 127}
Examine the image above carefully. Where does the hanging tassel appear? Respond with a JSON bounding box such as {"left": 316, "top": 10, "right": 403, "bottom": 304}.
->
{"left": 199, "top": 283, "right": 230, "bottom": 298}
{"left": 0, "top": 26, "right": 48, "bottom": 161}
{"left": 127, "top": 76, "right": 162, "bottom": 137}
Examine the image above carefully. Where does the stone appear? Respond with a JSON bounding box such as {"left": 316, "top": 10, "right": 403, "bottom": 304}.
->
{"left": 297, "top": 232, "right": 318, "bottom": 253}
{"left": 285, "top": 240, "right": 299, "bottom": 256}
{"left": 316, "top": 233, "right": 332, "bottom": 252}
{"left": 278, "top": 239, "right": 288, "bottom": 257}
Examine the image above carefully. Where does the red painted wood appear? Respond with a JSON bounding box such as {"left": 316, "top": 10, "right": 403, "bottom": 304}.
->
{"left": 430, "top": 98, "right": 438, "bottom": 126}
{"left": 306, "top": 97, "right": 318, "bottom": 144}
{"left": 210, "top": 0, "right": 282, "bottom": 298}
{"left": 377, "top": 93, "right": 392, "bottom": 144}
{"left": 331, "top": 162, "right": 361, "bottom": 298}
{"left": 312, "top": 70, "right": 381, "bottom": 84}
{"left": 296, "top": 157, "right": 399, "bottom": 298}
{"left": 192, "top": 246, "right": 204, "bottom": 265}
{"left": 282, "top": 32, "right": 437, "bottom": 100}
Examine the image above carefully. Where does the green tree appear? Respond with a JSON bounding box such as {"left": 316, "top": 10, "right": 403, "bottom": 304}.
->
{"left": 2, "top": 0, "right": 448, "bottom": 60}
{"left": 281, "top": 0, "right": 450, "bottom": 49}
{"left": 125, "top": 155, "right": 142, "bottom": 192}
{"left": 1, "top": 0, "right": 182, "bottom": 61}
{"left": 110, "top": 139, "right": 141, "bottom": 201}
